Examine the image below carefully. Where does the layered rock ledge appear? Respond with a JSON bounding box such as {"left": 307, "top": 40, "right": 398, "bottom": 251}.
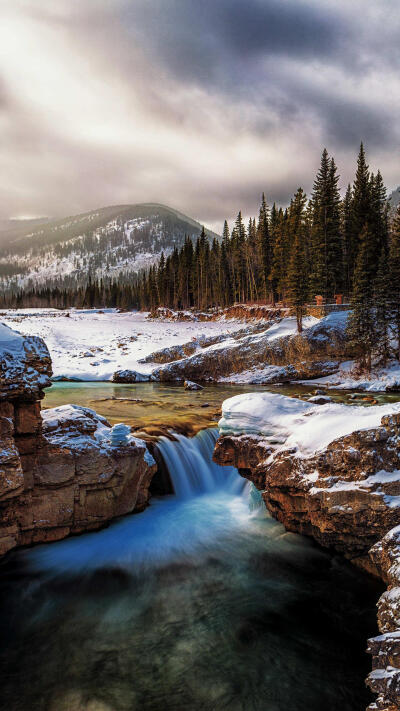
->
{"left": 0, "top": 323, "right": 156, "bottom": 556}
{"left": 214, "top": 392, "right": 400, "bottom": 710}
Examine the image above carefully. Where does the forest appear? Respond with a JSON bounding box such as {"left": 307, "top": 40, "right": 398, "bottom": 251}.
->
{"left": 2, "top": 144, "right": 400, "bottom": 371}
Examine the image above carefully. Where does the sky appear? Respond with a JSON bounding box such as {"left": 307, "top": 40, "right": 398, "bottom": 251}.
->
{"left": 1, "top": 0, "right": 400, "bottom": 232}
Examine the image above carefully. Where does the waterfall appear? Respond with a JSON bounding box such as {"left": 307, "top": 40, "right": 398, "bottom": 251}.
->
{"left": 156, "top": 428, "right": 247, "bottom": 499}
{"left": 26, "top": 428, "right": 251, "bottom": 574}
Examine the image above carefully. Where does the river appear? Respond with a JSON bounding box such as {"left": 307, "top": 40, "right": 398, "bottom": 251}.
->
{"left": 0, "top": 383, "right": 386, "bottom": 710}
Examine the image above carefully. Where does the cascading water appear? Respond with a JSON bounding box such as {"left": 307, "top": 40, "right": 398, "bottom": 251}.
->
{"left": 23, "top": 428, "right": 251, "bottom": 574}
{"left": 156, "top": 428, "right": 247, "bottom": 499}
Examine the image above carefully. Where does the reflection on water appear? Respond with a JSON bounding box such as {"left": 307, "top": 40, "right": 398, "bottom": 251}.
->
{"left": 42, "top": 380, "right": 400, "bottom": 436}
{"left": 0, "top": 428, "right": 381, "bottom": 711}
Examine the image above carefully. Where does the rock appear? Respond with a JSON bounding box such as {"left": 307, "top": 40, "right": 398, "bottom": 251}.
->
{"left": 214, "top": 410, "right": 400, "bottom": 711}
{"left": 0, "top": 404, "right": 157, "bottom": 555}
{"left": 184, "top": 380, "right": 203, "bottom": 391}
{"left": 153, "top": 312, "right": 351, "bottom": 383}
{"left": 112, "top": 369, "right": 150, "bottom": 383}
{"left": 51, "top": 375, "right": 82, "bottom": 382}
{"left": 0, "top": 322, "right": 52, "bottom": 401}
{"left": 366, "top": 527, "right": 400, "bottom": 710}
{"left": 0, "top": 323, "right": 157, "bottom": 557}
{"left": 307, "top": 395, "right": 333, "bottom": 404}
{"left": 110, "top": 423, "right": 131, "bottom": 445}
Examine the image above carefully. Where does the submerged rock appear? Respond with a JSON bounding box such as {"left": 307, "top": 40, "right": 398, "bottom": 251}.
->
{"left": 307, "top": 395, "right": 333, "bottom": 404}
{"left": 184, "top": 380, "right": 203, "bottom": 391}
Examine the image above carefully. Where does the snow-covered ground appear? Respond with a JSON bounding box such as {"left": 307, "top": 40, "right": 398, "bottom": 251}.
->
{"left": 0, "top": 309, "right": 253, "bottom": 381}
{"left": 302, "top": 359, "right": 400, "bottom": 392}
{"left": 219, "top": 391, "right": 400, "bottom": 455}
{"left": 0, "top": 310, "right": 320, "bottom": 382}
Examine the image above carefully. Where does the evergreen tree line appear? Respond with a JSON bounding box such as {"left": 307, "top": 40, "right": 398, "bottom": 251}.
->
{"left": 3, "top": 143, "right": 400, "bottom": 372}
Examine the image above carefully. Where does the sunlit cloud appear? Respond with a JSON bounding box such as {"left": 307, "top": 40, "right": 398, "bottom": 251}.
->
{"left": 1, "top": 0, "right": 399, "bottom": 232}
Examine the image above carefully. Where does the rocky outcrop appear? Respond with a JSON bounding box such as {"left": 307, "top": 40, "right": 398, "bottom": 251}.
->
{"left": 214, "top": 424, "right": 399, "bottom": 571}
{"left": 213, "top": 304, "right": 289, "bottom": 321}
{"left": 0, "top": 322, "right": 52, "bottom": 400}
{"left": 153, "top": 312, "right": 351, "bottom": 383}
{"left": 0, "top": 323, "right": 156, "bottom": 557}
{"left": 367, "top": 526, "right": 400, "bottom": 710}
{"left": 139, "top": 322, "right": 268, "bottom": 365}
{"left": 148, "top": 304, "right": 287, "bottom": 322}
{"left": 214, "top": 398, "right": 400, "bottom": 710}
{"left": 112, "top": 369, "right": 151, "bottom": 383}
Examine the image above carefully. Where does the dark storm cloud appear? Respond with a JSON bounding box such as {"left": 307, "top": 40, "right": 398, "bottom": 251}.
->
{"left": 123, "top": 0, "right": 399, "bottom": 149}
{"left": 124, "top": 0, "right": 347, "bottom": 88}
{"left": 1, "top": 0, "right": 400, "bottom": 228}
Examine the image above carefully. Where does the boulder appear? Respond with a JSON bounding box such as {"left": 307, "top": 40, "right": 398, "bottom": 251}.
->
{"left": 307, "top": 395, "right": 333, "bottom": 404}
{"left": 112, "top": 369, "right": 150, "bottom": 383}
{"left": 0, "top": 322, "right": 52, "bottom": 401}
{"left": 184, "top": 380, "right": 203, "bottom": 391}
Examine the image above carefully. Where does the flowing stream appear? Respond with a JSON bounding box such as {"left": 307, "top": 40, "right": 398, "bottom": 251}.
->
{"left": 0, "top": 423, "right": 383, "bottom": 710}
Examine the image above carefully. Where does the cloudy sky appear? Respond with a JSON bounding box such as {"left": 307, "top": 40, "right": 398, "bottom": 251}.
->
{"left": 1, "top": 0, "right": 400, "bottom": 231}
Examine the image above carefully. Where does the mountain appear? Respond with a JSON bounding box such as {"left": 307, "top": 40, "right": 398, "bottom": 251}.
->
{"left": 0, "top": 204, "right": 219, "bottom": 292}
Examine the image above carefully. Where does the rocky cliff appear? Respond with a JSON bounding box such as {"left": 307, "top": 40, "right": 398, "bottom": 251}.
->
{"left": 0, "top": 323, "right": 156, "bottom": 556}
{"left": 214, "top": 392, "right": 400, "bottom": 710}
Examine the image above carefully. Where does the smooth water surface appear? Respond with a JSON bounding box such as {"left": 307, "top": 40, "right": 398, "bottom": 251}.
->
{"left": 42, "top": 380, "right": 400, "bottom": 435}
{"left": 0, "top": 429, "right": 381, "bottom": 711}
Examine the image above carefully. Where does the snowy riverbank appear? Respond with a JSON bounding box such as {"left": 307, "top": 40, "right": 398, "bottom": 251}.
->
{"left": 0, "top": 309, "right": 250, "bottom": 381}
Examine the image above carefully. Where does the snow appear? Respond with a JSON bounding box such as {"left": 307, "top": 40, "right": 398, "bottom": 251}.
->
{"left": 250, "top": 315, "right": 319, "bottom": 341}
{"left": 303, "top": 359, "right": 400, "bottom": 392}
{"left": 0, "top": 216, "right": 169, "bottom": 289}
{"left": 0, "top": 321, "right": 52, "bottom": 398}
{"left": 154, "top": 315, "right": 320, "bottom": 382}
{"left": 219, "top": 364, "right": 295, "bottom": 384}
{"left": 219, "top": 391, "right": 400, "bottom": 455}
{"left": 0, "top": 322, "right": 28, "bottom": 353}
{"left": 0, "top": 309, "right": 250, "bottom": 381}
{"left": 42, "top": 403, "right": 152, "bottom": 457}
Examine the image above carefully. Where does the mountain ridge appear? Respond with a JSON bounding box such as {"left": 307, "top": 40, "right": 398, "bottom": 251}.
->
{"left": 0, "top": 203, "right": 220, "bottom": 292}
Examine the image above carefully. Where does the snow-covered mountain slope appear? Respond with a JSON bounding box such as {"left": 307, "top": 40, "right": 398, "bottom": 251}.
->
{"left": 0, "top": 204, "right": 219, "bottom": 290}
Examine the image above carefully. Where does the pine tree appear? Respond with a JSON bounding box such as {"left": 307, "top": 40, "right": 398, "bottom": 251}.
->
{"left": 370, "top": 170, "right": 389, "bottom": 264}
{"left": 350, "top": 142, "right": 372, "bottom": 278}
{"left": 347, "top": 225, "right": 375, "bottom": 372}
{"left": 389, "top": 203, "right": 400, "bottom": 361}
{"left": 256, "top": 193, "right": 270, "bottom": 301}
{"left": 285, "top": 188, "right": 308, "bottom": 332}
{"left": 309, "top": 149, "right": 342, "bottom": 299}
{"left": 342, "top": 183, "right": 353, "bottom": 295}
{"left": 374, "top": 245, "right": 390, "bottom": 365}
